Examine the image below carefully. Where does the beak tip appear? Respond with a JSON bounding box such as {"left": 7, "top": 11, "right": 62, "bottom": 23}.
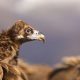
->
{"left": 42, "top": 37, "right": 45, "bottom": 43}
{"left": 43, "top": 39, "right": 45, "bottom": 43}
{"left": 38, "top": 34, "right": 45, "bottom": 43}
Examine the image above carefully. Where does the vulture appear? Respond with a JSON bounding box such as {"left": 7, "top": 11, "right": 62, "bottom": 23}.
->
{"left": 48, "top": 56, "right": 80, "bottom": 80}
{"left": 0, "top": 20, "right": 45, "bottom": 80}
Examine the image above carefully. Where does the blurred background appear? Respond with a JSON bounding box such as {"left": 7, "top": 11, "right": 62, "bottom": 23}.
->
{"left": 0, "top": 0, "right": 80, "bottom": 66}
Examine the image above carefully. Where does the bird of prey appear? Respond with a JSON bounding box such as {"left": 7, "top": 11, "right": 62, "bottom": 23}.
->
{"left": 0, "top": 20, "right": 45, "bottom": 80}
{"left": 0, "top": 20, "right": 45, "bottom": 65}
{"left": 48, "top": 56, "right": 80, "bottom": 80}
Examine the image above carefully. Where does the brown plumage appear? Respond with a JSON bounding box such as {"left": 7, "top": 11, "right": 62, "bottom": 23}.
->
{"left": 18, "top": 59, "right": 53, "bottom": 80}
{"left": 48, "top": 56, "right": 80, "bottom": 80}
{"left": 0, "top": 20, "right": 45, "bottom": 80}
{"left": 0, "top": 20, "right": 45, "bottom": 65}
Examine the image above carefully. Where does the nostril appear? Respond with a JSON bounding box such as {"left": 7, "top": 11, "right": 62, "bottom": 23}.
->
{"left": 35, "top": 32, "right": 38, "bottom": 35}
{"left": 34, "top": 30, "right": 39, "bottom": 35}
{"left": 36, "top": 32, "right": 38, "bottom": 35}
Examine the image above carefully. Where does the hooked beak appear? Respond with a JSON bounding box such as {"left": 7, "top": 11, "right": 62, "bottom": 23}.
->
{"left": 36, "top": 34, "right": 45, "bottom": 43}
{"left": 27, "top": 30, "right": 45, "bottom": 43}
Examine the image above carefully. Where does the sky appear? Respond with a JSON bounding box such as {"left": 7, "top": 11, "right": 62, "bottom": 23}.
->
{"left": 0, "top": 0, "right": 80, "bottom": 66}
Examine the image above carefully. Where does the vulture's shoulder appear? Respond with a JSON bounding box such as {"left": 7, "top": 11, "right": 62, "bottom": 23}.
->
{"left": 48, "top": 56, "right": 80, "bottom": 80}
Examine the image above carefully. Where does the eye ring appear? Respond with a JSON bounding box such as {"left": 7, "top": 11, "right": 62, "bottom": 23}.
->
{"left": 26, "top": 28, "right": 32, "bottom": 34}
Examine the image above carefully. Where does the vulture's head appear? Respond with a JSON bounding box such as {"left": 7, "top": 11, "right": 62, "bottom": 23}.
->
{"left": 8, "top": 20, "right": 45, "bottom": 44}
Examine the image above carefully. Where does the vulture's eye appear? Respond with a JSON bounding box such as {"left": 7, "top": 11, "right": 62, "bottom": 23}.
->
{"left": 26, "top": 28, "right": 33, "bottom": 34}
